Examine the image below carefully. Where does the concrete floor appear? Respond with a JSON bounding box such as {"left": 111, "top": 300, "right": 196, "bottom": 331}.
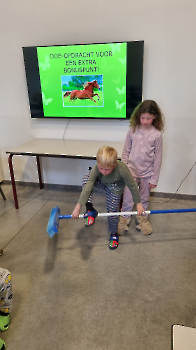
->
{"left": 0, "top": 183, "right": 196, "bottom": 349}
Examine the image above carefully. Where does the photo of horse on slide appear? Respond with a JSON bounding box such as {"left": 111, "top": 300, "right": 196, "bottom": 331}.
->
{"left": 62, "top": 75, "right": 103, "bottom": 107}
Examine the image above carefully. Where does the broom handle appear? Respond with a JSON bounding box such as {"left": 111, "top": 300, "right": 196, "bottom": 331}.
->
{"left": 58, "top": 212, "right": 145, "bottom": 219}
{"left": 99, "top": 208, "right": 196, "bottom": 215}
{"left": 58, "top": 208, "right": 196, "bottom": 219}
{"left": 97, "top": 211, "right": 148, "bottom": 217}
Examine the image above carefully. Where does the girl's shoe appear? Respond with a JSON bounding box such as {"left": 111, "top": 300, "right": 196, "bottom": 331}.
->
{"left": 0, "top": 313, "right": 10, "bottom": 331}
{"left": 0, "top": 338, "right": 6, "bottom": 349}
{"left": 136, "top": 215, "right": 152, "bottom": 235}
{"left": 117, "top": 216, "right": 131, "bottom": 235}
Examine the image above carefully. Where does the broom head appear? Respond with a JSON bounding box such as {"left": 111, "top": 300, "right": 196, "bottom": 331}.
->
{"left": 47, "top": 206, "right": 61, "bottom": 238}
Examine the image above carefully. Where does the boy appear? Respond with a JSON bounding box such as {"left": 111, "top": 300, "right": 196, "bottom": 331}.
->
{"left": 72, "top": 146, "right": 144, "bottom": 250}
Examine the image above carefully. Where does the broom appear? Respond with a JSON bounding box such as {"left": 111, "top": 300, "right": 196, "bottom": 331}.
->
{"left": 47, "top": 206, "right": 196, "bottom": 238}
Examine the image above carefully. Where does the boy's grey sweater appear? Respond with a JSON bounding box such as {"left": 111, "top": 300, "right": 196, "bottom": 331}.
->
{"left": 78, "top": 162, "right": 141, "bottom": 206}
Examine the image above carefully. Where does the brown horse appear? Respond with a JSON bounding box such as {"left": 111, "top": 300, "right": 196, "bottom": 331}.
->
{"left": 69, "top": 80, "right": 100, "bottom": 102}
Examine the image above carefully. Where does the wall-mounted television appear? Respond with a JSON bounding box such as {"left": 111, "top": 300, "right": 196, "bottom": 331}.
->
{"left": 22, "top": 40, "right": 144, "bottom": 119}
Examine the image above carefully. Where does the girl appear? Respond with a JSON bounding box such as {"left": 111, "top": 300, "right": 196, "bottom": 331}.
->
{"left": 118, "top": 100, "right": 164, "bottom": 235}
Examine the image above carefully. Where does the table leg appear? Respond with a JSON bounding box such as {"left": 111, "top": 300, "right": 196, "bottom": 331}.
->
{"left": 0, "top": 185, "right": 6, "bottom": 201}
{"left": 8, "top": 154, "right": 19, "bottom": 209}
{"left": 36, "top": 156, "right": 43, "bottom": 189}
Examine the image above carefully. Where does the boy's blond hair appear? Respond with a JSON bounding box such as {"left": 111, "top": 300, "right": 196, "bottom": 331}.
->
{"left": 96, "top": 146, "right": 117, "bottom": 167}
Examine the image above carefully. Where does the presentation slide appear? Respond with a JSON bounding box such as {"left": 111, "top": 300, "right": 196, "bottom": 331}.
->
{"left": 36, "top": 43, "right": 127, "bottom": 118}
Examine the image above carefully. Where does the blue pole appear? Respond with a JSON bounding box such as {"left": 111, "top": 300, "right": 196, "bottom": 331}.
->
{"left": 150, "top": 208, "right": 196, "bottom": 214}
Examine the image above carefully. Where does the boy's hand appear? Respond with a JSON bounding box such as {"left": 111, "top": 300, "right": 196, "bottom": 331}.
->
{"left": 137, "top": 203, "right": 145, "bottom": 216}
{"left": 72, "top": 203, "right": 81, "bottom": 219}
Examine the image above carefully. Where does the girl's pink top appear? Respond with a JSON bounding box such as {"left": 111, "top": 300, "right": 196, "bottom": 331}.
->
{"left": 121, "top": 125, "right": 163, "bottom": 185}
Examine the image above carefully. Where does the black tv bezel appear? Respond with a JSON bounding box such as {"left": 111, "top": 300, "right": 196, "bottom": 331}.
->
{"left": 22, "top": 40, "right": 144, "bottom": 119}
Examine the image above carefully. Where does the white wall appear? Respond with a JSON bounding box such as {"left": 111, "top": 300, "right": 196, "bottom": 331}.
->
{"left": 1, "top": 0, "right": 196, "bottom": 194}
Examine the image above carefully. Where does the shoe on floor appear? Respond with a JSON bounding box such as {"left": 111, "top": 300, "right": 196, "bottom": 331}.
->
{"left": 109, "top": 234, "right": 119, "bottom": 250}
{"left": 0, "top": 338, "right": 6, "bottom": 349}
{"left": 117, "top": 216, "right": 131, "bottom": 235}
{"left": 136, "top": 215, "right": 152, "bottom": 235}
{"left": 0, "top": 313, "right": 10, "bottom": 332}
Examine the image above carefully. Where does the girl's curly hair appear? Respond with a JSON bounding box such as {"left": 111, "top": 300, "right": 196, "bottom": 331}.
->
{"left": 130, "top": 100, "right": 164, "bottom": 132}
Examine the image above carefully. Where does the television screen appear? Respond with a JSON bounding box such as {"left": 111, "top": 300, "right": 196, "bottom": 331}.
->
{"left": 22, "top": 41, "right": 144, "bottom": 119}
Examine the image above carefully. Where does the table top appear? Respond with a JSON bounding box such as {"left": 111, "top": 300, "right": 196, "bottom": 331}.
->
{"left": 6, "top": 138, "right": 124, "bottom": 159}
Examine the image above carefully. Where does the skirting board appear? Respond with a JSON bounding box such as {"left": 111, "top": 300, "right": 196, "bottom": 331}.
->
{"left": 1, "top": 180, "right": 196, "bottom": 201}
